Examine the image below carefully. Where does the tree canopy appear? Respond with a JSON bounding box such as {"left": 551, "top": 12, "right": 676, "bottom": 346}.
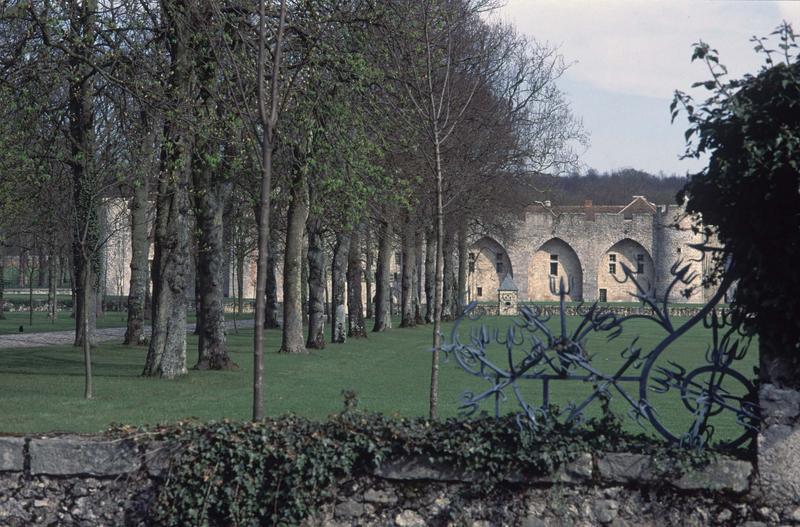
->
{"left": 673, "top": 23, "right": 800, "bottom": 385}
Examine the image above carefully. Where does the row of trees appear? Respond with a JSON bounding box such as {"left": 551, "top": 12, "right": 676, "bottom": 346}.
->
{"left": 0, "top": 0, "right": 584, "bottom": 416}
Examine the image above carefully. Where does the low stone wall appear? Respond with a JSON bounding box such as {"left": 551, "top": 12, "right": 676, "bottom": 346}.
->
{"left": 472, "top": 303, "right": 707, "bottom": 318}
{"left": 0, "top": 434, "right": 788, "bottom": 526}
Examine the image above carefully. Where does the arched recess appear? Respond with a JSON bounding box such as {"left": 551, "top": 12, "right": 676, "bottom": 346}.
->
{"left": 597, "top": 238, "right": 655, "bottom": 302}
{"left": 467, "top": 237, "right": 512, "bottom": 302}
{"left": 528, "top": 238, "right": 583, "bottom": 301}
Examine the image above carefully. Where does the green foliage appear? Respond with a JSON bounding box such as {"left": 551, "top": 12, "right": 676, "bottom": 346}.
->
{"left": 136, "top": 400, "right": 716, "bottom": 526}
{"left": 673, "top": 23, "right": 800, "bottom": 368}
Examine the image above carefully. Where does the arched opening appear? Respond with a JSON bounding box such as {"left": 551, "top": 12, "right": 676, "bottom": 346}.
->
{"left": 467, "top": 237, "right": 512, "bottom": 302}
{"left": 528, "top": 238, "right": 583, "bottom": 301}
{"left": 597, "top": 239, "right": 655, "bottom": 302}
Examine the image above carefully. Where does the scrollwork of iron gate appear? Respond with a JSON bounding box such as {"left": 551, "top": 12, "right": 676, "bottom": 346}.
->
{"left": 441, "top": 255, "right": 759, "bottom": 451}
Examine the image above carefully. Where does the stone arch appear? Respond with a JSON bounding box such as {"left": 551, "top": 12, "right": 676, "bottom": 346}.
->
{"left": 597, "top": 238, "right": 655, "bottom": 302}
{"left": 528, "top": 238, "right": 583, "bottom": 301}
{"left": 467, "top": 237, "right": 512, "bottom": 302}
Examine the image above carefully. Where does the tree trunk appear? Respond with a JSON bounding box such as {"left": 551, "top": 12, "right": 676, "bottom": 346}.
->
{"left": 0, "top": 240, "right": 5, "bottom": 320}
{"left": 142, "top": 2, "right": 190, "bottom": 378}
{"left": 68, "top": 0, "right": 98, "bottom": 349}
{"left": 19, "top": 251, "right": 26, "bottom": 288}
{"left": 143, "top": 130, "right": 190, "bottom": 379}
{"left": 265, "top": 239, "right": 279, "bottom": 328}
{"left": 236, "top": 253, "right": 245, "bottom": 315}
{"left": 82, "top": 264, "right": 93, "bottom": 399}
{"left": 442, "top": 229, "right": 455, "bottom": 321}
{"left": 253, "top": 0, "right": 286, "bottom": 420}
{"left": 306, "top": 213, "right": 325, "bottom": 349}
{"left": 400, "top": 218, "right": 416, "bottom": 328}
{"left": 280, "top": 168, "right": 309, "bottom": 354}
{"left": 430, "top": 122, "right": 445, "bottom": 420}
{"left": 301, "top": 239, "right": 309, "bottom": 325}
{"left": 364, "top": 228, "right": 374, "bottom": 319}
{"left": 415, "top": 229, "right": 425, "bottom": 324}
{"left": 424, "top": 228, "right": 435, "bottom": 324}
{"left": 124, "top": 174, "right": 149, "bottom": 345}
{"left": 37, "top": 247, "right": 46, "bottom": 288}
{"left": 48, "top": 249, "right": 57, "bottom": 321}
{"left": 456, "top": 224, "right": 468, "bottom": 317}
{"left": 192, "top": 241, "right": 201, "bottom": 335}
{"left": 372, "top": 220, "right": 392, "bottom": 332}
{"left": 331, "top": 231, "right": 350, "bottom": 343}
{"left": 347, "top": 226, "right": 367, "bottom": 338}
{"left": 192, "top": 150, "right": 234, "bottom": 369}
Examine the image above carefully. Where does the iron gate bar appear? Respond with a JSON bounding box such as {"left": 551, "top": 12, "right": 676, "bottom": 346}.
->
{"left": 441, "top": 248, "right": 759, "bottom": 451}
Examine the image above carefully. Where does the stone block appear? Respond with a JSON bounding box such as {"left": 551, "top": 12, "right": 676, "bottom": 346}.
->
{"left": 757, "top": 423, "right": 800, "bottom": 506}
{"left": 334, "top": 499, "right": 363, "bottom": 518}
{"left": 29, "top": 437, "right": 140, "bottom": 476}
{"left": 0, "top": 438, "right": 25, "bottom": 472}
{"left": 395, "top": 509, "right": 425, "bottom": 527}
{"left": 375, "top": 456, "right": 471, "bottom": 482}
{"left": 363, "top": 488, "right": 397, "bottom": 505}
{"left": 759, "top": 384, "right": 800, "bottom": 426}
{"left": 596, "top": 453, "right": 655, "bottom": 483}
{"left": 591, "top": 499, "right": 619, "bottom": 524}
{"left": 528, "top": 453, "right": 593, "bottom": 484}
{"left": 672, "top": 459, "right": 752, "bottom": 493}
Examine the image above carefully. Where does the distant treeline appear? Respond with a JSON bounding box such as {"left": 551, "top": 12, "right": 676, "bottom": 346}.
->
{"left": 532, "top": 168, "right": 688, "bottom": 206}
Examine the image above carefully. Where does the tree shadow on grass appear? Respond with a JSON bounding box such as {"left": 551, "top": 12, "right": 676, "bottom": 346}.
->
{"left": 0, "top": 347, "right": 145, "bottom": 377}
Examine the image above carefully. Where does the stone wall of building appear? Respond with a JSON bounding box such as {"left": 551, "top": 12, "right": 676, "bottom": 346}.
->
{"left": 2, "top": 435, "right": 791, "bottom": 526}
{"left": 99, "top": 197, "right": 716, "bottom": 313}
{"left": 469, "top": 198, "right": 716, "bottom": 306}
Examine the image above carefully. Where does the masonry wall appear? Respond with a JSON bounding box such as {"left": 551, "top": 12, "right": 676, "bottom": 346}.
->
{"left": 1, "top": 435, "right": 788, "bottom": 527}
{"left": 101, "top": 197, "right": 716, "bottom": 310}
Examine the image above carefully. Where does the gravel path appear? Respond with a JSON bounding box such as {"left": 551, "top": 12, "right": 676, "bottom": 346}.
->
{"left": 0, "top": 318, "right": 255, "bottom": 349}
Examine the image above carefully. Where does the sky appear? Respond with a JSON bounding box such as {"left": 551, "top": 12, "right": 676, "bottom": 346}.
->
{"left": 494, "top": 0, "right": 800, "bottom": 176}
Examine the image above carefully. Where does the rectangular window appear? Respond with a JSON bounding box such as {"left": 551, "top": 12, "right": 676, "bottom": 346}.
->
{"left": 636, "top": 254, "right": 645, "bottom": 273}
{"left": 549, "top": 254, "right": 558, "bottom": 276}
{"left": 599, "top": 288, "right": 607, "bottom": 302}
{"left": 477, "top": 287, "right": 483, "bottom": 297}
{"left": 496, "top": 262, "right": 504, "bottom": 273}
{"left": 394, "top": 253, "right": 401, "bottom": 266}
{"left": 468, "top": 252, "right": 476, "bottom": 274}
{"left": 609, "top": 254, "right": 616, "bottom": 262}
{"left": 609, "top": 262, "right": 616, "bottom": 274}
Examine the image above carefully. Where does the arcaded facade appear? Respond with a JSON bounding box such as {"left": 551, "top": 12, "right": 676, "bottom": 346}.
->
{"left": 99, "top": 196, "right": 714, "bottom": 308}
{"left": 468, "top": 197, "right": 715, "bottom": 304}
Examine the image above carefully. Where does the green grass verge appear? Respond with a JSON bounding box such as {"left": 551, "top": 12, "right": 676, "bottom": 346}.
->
{"left": 0, "top": 311, "right": 130, "bottom": 334}
{"left": 0, "top": 311, "right": 201, "bottom": 335}
{"left": 0, "top": 314, "right": 757, "bottom": 442}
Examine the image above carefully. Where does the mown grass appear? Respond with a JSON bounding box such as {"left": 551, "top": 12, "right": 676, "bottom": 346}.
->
{"left": 0, "top": 313, "right": 757, "bottom": 443}
{"left": 0, "top": 311, "right": 130, "bottom": 334}
{"left": 0, "top": 310, "right": 204, "bottom": 335}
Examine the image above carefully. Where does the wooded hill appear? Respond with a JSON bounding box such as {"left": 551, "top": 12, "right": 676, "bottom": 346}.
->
{"left": 534, "top": 169, "right": 688, "bottom": 206}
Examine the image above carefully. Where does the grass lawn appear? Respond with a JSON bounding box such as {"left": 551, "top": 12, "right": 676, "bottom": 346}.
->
{"left": 0, "top": 313, "right": 757, "bottom": 443}
{"left": 0, "top": 310, "right": 205, "bottom": 335}
{"left": 0, "top": 311, "right": 130, "bottom": 334}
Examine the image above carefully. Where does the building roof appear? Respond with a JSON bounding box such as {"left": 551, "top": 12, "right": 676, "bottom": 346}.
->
{"left": 498, "top": 274, "right": 518, "bottom": 291}
{"left": 527, "top": 196, "right": 659, "bottom": 217}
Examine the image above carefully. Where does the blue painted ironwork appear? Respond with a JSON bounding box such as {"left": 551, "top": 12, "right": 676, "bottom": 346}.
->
{"left": 441, "top": 249, "right": 759, "bottom": 451}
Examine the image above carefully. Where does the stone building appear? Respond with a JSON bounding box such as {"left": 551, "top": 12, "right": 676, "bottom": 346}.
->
{"left": 467, "top": 196, "right": 715, "bottom": 305}
{"left": 97, "top": 195, "right": 713, "bottom": 310}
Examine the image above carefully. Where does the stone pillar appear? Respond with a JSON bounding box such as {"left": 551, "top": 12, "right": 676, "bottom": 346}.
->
{"left": 497, "top": 275, "right": 518, "bottom": 316}
{"left": 755, "top": 384, "right": 800, "bottom": 520}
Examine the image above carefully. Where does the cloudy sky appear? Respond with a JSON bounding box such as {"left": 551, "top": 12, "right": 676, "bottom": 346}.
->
{"left": 494, "top": 1, "right": 800, "bottom": 176}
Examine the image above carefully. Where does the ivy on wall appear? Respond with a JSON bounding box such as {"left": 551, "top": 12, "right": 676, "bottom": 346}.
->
{"left": 124, "top": 397, "right": 719, "bottom": 526}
